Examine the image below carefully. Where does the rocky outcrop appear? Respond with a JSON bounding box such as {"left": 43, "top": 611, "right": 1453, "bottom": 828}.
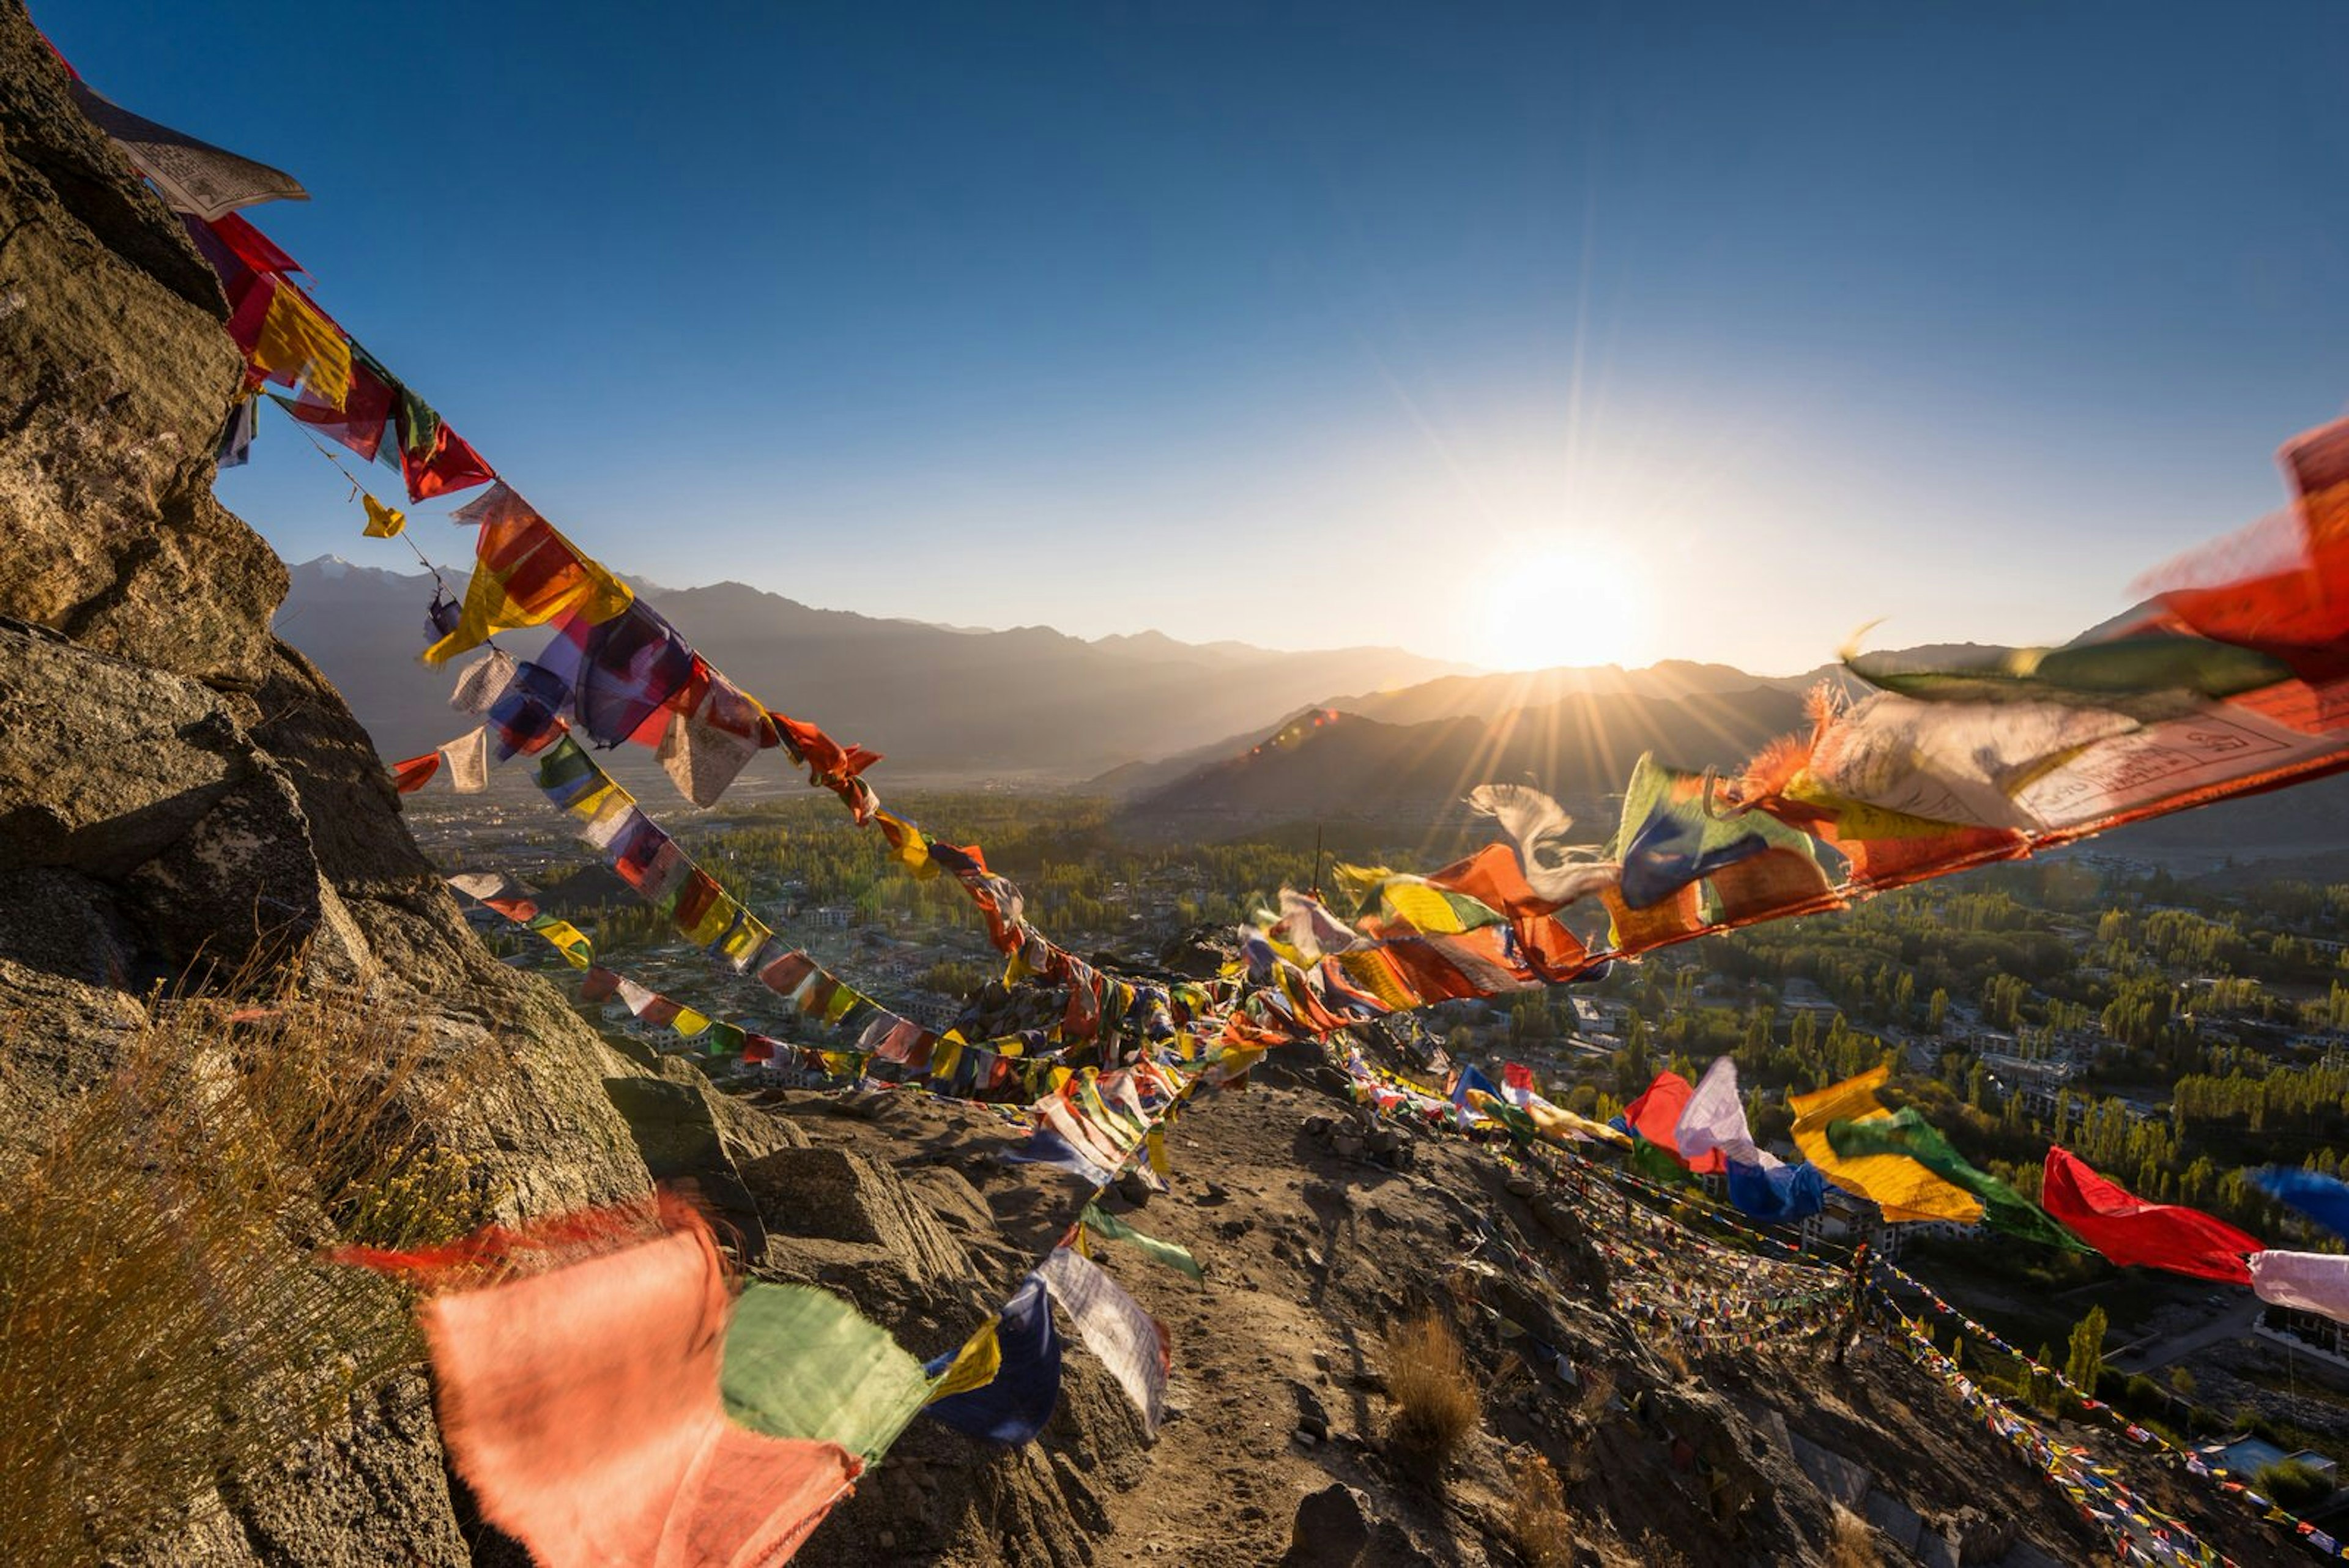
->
{"left": 0, "top": 6, "right": 657, "bottom": 1558}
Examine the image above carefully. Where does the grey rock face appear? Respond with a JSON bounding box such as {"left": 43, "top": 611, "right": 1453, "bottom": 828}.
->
{"left": 0, "top": 6, "right": 658, "bottom": 1559}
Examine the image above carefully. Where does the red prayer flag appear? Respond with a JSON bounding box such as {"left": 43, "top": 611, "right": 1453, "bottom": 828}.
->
{"left": 402, "top": 421, "right": 497, "bottom": 501}
{"left": 390, "top": 750, "right": 442, "bottom": 793}
{"left": 2039, "top": 1147, "right": 2260, "bottom": 1284}
{"left": 354, "top": 1205, "right": 860, "bottom": 1568}
{"left": 1620, "top": 1070, "right": 1725, "bottom": 1175}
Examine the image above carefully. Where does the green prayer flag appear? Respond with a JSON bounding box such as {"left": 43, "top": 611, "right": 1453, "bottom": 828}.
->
{"left": 1846, "top": 634, "right": 2292, "bottom": 713}
{"left": 1080, "top": 1204, "right": 1204, "bottom": 1283}
{"left": 1825, "top": 1110, "right": 2090, "bottom": 1252}
{"left": 1628, "top": 1137, "right": 1703, "bottom": 1191}
{"left": 721, "top": 1282, "right": 933, "bottom": 1462}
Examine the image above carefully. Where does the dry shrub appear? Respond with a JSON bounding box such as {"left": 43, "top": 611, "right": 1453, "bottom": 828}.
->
{"left": 1576, "top": 1362, "right": 1617, "bottom": 1421}
{"left": 1507, "top": 1450, "right": 1576, "bottom": 1567}
{"left": 1383, "top": 1310, "right": 1478, "bottom": 1463}
{"left": 1828, "top": 1504, "right": 1882, "bottom": 1568}
{"left": 0, "top": 983, "right": 507, "bottom": 1564}
{"left": 1654, "top": 1332, "right": 1691, "bottom": 1379}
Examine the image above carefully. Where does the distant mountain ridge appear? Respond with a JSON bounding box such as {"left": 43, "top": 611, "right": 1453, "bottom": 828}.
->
{"left": 1117, "top": 685, "right": 1812, "bottom": 828}
{"left": 272, "top": 557, "right": 1476, "bottom": 775}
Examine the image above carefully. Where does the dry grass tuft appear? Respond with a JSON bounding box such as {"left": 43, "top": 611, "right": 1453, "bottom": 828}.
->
{"left": 0, "top": 982, "right": 508, "bottom": 1564}
{"left": 1827, "top": 1504, "right": 1883, "bottom": 1568}
{"left": 1507, "top": 1450, "right": 1576, "bottom": 1567}
{"left": 1382, "top": 1310, "right": 1478, "bottom": 1464}
{"left": 1576, "top": 1362, "right": 1617, "bottom": 1422}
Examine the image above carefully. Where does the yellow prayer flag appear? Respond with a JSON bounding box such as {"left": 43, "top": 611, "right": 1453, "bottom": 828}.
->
{"left": 1789, "top": 1066, "right": 1982, "bottom": 1224}
{"left": 529, "top": 920, "right": 594, "bottom": 970}
{"left": 252, "top": 284, "right": 351, "bottom": 410}
{"left": 718, "top": 916, "right": 772, "bottom": 970}
{"left": 1382, "top": 880, "right": 1469, "bottom": 934}
{"left": 361, "top": 494, "right": 407, "bottom": 538}
{"left": 671, "top": 1009, "right": 712, "bottom": 1039}
{"left": 924, "top": 1319, "right": 1002, "bottom": 1404}
{"left": 681, "top": 897, "right": 735, "bottom": 948}
{"left": 421, "top": 517, "right": 634, "bottom": 666}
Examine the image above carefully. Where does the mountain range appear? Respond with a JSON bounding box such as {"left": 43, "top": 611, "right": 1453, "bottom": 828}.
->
{"left": 273, "top": 557, "right": 1475, "bottom": 776}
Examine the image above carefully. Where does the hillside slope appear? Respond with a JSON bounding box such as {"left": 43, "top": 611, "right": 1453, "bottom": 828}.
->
{"left": 730, "top": 1047, "right": 2273, "bottom": 1566}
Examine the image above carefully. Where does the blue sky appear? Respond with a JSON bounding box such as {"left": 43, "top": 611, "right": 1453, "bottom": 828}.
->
{"left": 52, "top": 2, "right": 2349, "bottom": 674}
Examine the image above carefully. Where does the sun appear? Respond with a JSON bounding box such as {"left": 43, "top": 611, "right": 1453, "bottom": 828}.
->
{"left": 1473, "top": 538, "right": 1655, "bottom": 672}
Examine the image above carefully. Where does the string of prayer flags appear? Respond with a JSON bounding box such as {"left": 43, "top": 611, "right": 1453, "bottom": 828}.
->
{"left": 719, "top": 1282, "right": 937, "bottom": 1464}
{"left": 2043, "top": 1148, "right": 2260, "bottom": 1284}
{"left": 1824, "top": 1110, "right": 2087, "bottom": 1251}
{"left": 1789, "top": 1068, "right": 1983, "bottom": 1225}
{"left": 921, "top": 1276, "right": 1063, "bottom": 1444}
{"left": 345, "top": 1203, "right": 861, "bottom": 1568}
{"left": 2252, "top": 1165, "right": 2349, "bottom": 1245}
{"left": 1079, "top": 1205, "right": 1204, "bottom": 1284}
{"left": 1035, "top": 1247, "right": 1170, "bottom": 1436}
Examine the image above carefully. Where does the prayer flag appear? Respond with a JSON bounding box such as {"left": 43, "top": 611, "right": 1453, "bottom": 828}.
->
{"left": 1724, "top": 1159, "right": 1827, "bottom": 1223}
{"left": 1789, "top": 1067, "right": 1982, "bottom": 1224}
{"left": 440, "top": 727, "right": 489, "bottom": 793}
{"left": 541, "top": 601, "right": 699, "bottom": 750}
{"left": 424, "top": 516, "right": 631, "bottom": 664}
{"left": 1621, "top": 1070, "right": 1725, "bottom": 1175}
{"left": 720, "top": 1283, "right": 935, "bottom": 1464}
{"left": 247, "top": 279, "right": 351, "bottom": 409}
{"left": 2252, "top": 1166, "right": 2349, "bottom": 1245}
{"left": 659, "top": 671, "right": 766, "bottom": 808}
{"left": 2043, "top": 1148, "right": 2258, "bottom": 1283}
{"left": 1036, "top": 1247, "right": 1170, "bottom": 1435}
{"left": 1614, "top": 754, "right": 1818, "bottom": 910}
{"left": 450, "top": 649, "right": 521, "bottom": 716}
{"left": 362, "top": 494, "right": 406, "bottom": 538}
{"left": 922, "top": 1276, "right": 1062, "bottom": 1444}
{"left": 390, "top": 749, "right": 441, "bottom": 793}
{"left": 1826, "top": 1110, "right": 2085, "bottom": 1250}
{"left": 1080, "top": 1205, "right": 1204, "bottom": 1284}
{"left": 403, "top": 1214, "right": 861, "bottom": 1568}
{"left": 2249, "top": 1251, "right": 2349, "bottom": 1325}
{"left": 925, "top": 1319, "right": 1003, "bottom": 1404}
{"left": 67, "top": 80, "right": 308, "bottom": 219}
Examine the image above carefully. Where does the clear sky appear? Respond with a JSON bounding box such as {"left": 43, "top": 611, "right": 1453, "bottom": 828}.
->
{"left": 51, "top": 2, "right": 2349, "bottom": 675}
